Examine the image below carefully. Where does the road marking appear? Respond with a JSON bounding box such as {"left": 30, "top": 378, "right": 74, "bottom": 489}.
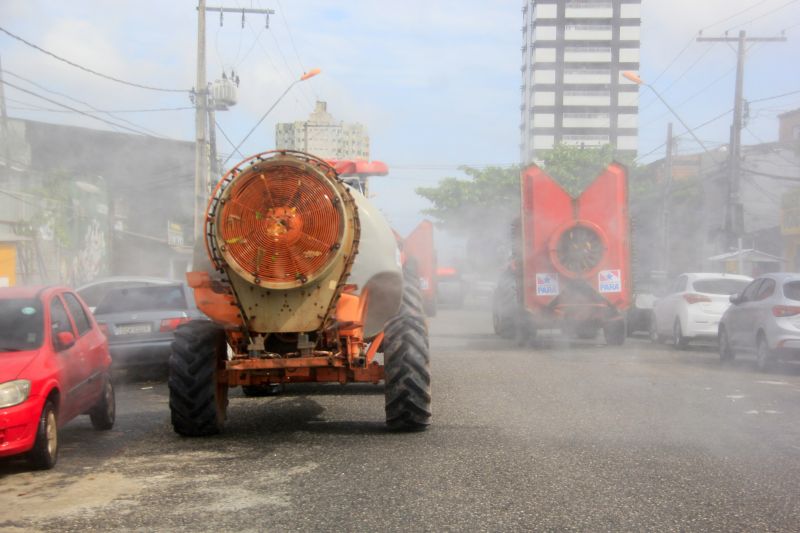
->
{"left": 745, "top": 410, "right": 759, "bottom": 415}
{"left": 764, "top": 410, "right": 782, "bottom": 415}
{"left": 726, "top": 394, "right": 746, "bottom": 400}
{"left": 756, "top": 380, "right": 789, "bottom": 386}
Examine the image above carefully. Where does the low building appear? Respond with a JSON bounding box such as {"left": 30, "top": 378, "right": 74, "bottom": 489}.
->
{"left": 0, "top": 117, "right": 195, "bottom": 286}
{"left": 275, "top": 101, "right": 370, "bottom": 160}
{"left": 640, "top": 111, "right": 800, "bottom": 277}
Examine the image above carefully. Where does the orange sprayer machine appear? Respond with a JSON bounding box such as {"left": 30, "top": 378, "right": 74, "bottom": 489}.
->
{"left": 493, "top": 163, "right": 631, "bottom": 345}
{"left": 169, "top": 151, "right": 431, "bottom": 436}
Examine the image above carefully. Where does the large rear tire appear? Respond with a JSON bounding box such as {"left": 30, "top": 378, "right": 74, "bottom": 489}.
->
{"left": 384, "top": 266, "right": 432, "bottom": 431}
{"left": 168, "top": 321, "right": 229, "bottom": 437}
{"left": 492, "top": 269, "right": 520, "bottom": 339}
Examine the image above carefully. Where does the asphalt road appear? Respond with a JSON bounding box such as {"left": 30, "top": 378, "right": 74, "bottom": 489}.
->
{"left": 2, "top": 305, "right": 800, "bottom": 532}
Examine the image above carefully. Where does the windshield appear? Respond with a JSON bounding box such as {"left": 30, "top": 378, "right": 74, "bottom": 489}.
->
{"left": 691, "top": 279, "right": 751, "bottom": 295}
{"left": 0, "top": 298, "right": 44, "bottom": 351}
{"left": 784, "top": 281, "right": 800, "bottom": 301}
{"left": 95, "top": 285, "right": 188, "bottom": 314}
{"left": 78, "top": 281, "right": 160, "bottom": 308}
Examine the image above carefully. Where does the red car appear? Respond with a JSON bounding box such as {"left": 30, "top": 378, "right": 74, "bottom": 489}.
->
{"left": 0, "top": 286, "right": 115, "bottom": 469}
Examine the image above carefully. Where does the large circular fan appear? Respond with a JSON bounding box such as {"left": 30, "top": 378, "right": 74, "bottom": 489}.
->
{"left": 555, "top": 225, "right": 605, "bottom": 274}
{"left": 217, "top": 161, "right": 345, "bottom": 287}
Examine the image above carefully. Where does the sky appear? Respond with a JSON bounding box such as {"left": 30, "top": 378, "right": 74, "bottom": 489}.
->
{"left": 1, "top": 0, "right": 799, "bottom": 243}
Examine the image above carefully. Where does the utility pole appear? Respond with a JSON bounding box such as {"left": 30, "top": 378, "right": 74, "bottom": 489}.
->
{"left": 697, "top": 30, "right": 786, "bottom": 255}
{"left": 193, "top": 0, "right": 209, "bottom": 245}
{"left": 193, "top": 2, "right": 274, "bottom": 245}
{"left": 662, "top": 122, "right": 673, "bottom": 275}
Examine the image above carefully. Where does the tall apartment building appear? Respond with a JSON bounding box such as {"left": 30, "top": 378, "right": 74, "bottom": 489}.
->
{"left": 275, "top": 101, "right": 370, "bottom": 160}
{"left": 520, "top": 0, "right": 641, "bottom": 163}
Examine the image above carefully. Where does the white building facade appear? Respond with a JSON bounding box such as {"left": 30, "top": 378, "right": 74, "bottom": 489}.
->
{"left": 520, "top": 0, "right": 641, "bottom": 163}
{"left": 275, "top": 101, "right": 370, "bottom": 160}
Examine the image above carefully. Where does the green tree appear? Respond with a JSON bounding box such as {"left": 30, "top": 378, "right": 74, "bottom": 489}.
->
{"left": 415, "top": 165, "right": 520, "bottom": 274}
{"left": 413, "top": 145, "right": 654, "bottom": 274}
{"left": 540, "top": 143, "right": 620, "bottom": 196}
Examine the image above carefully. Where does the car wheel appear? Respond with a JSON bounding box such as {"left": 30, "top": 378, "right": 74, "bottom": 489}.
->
{"left": 756, "top": 335, "right": 772, "bottom": 372}
{"left": 649, "top": 313, "right": 660, "bottom": 344}
{"left": 673, "top": 319, "right": 689, "bottom": 350}
{"left": 90, "top": 376, "right": 116, "bottom": 430}
{"left": 719, "top": 327, "right": 734, "bottom": 362}
{"left": 28, "top": 400, "right": 58, "bottom": 470}
{"left": 603, "top": 319, "right": 626, "bottom": 346}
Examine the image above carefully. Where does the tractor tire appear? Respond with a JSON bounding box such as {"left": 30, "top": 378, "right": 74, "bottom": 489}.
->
{"left": 383, "top": 266, "right": 432, "bottom": 431}
{"left": 576, "top": 324, "right": 598, "bottom": 340}
{"left": 493, "top": 270, "right": 520, "bottom": 339}
{"left": 423, "top": 297, "right": 438, "bottom": 318}
{"left": 603, "top": 319, "right": 626, "bottom": 346}
{"left": 168, "top": 320, "right": 229, "bottom": 437}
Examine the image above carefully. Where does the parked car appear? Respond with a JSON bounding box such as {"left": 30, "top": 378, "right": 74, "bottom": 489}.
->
{"left": 92, "top": 283, "right": 205, "bottom": 374}
{"left": 0, "top": 286, "right": 115, "bottom": 469}
{"left": 650, "top": 272, "right": 752, "bottom": 349}
{"left": 436, "top": 266, "right": 467, "bottom": 308}
{"left": 76, "top": 276, "right": 175, "bottom": 312}
{"left": 718, "top": 272, "right": 800, "bottom": 370}
{"left": 627, "top": 292, "right": 658, "bottom": 336}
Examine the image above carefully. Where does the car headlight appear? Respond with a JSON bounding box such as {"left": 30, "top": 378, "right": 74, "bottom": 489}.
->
{"left": 0, "top": 379, "right": 31, "bottom": 408}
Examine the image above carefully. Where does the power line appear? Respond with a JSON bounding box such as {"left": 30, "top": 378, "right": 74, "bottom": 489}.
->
{"left": 699, "top": 0, "right": 772, "bottom": 31}
{"left": 635, "top": 107, "right": 734, "bottom": 163}
{"left": 214, "top": 119, "right": 245, "bottom": 161}
{"left": 1, "top": 79, "right": 170, "bottom": 138}
{"left": 734, "top": 0, "right": 800, "bottom": 30}
{"left": 4, "top": 69, "right": 170, "bottom": 137}
{"left": 742, "top": 166, "right": 800, "bottom": 181}
{"left": 647, "top": 38, "right": 695, "bottom": 88}
{"left": 7, "top": 104, "right": 194, "bottom": 114}
{"left": 0, "top": 26, "right": 189, "bottom": 93}
{"left": 750, "top": 88, "right": 800, "bottom": 103}
{"left": 640, "top": 44, "right": 717, "bottom": 112}
{"left": 273, "top": 0, "right": 318, "bottom": 100}
{"left": 640, "top": 66, "right": 735, "bottom": 129}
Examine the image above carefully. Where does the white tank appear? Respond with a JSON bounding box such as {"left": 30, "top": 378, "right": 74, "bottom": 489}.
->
{"left": 346, "top": 184, "right": 403, "bottom": 338}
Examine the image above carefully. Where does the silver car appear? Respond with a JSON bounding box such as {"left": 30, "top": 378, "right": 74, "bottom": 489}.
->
{"left": 718, "top": 272, "right": 800, "bottom": 370}
{"left": 77, "top": 276, "right": 175, "bottom": 313}
{"left": 93, "top": 283, "right": 205, "bottom": 374}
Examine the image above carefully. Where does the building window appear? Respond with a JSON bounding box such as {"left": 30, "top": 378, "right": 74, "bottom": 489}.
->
{"left": 565, "top": 46, "right": 611, "bottom": 53}
{"left": 564, "top": 112, "right": 609, "bottom": 120}
{"left": 564, "top": 90, "right": 609, "bottom": 97}
{"left": 562, "top": 134, "right": 610, "bottom": 146}
{"left": 566, "top": 0, "right": 612, "bottom": 6}
{"left": 565, "top": 24, "right": 611, "bottom": 31}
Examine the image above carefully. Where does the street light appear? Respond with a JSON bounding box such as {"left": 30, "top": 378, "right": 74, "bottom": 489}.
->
{"left": 622, "top": 71, "right": 712, "bottom": 155}
{"left": 222, "top": 68, "right": 321, "bottom": 166}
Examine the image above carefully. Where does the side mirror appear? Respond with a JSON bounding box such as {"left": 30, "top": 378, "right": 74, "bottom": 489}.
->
{"left": 56, "top": 331, "right": 76, "bottom": 350}
{"left": 729, "top": 294, "right": 740, "bottom": 305}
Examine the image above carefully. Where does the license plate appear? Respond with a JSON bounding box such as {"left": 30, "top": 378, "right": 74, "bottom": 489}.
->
{"left": 116, "top": 323, "right": 152, "bottom": 335}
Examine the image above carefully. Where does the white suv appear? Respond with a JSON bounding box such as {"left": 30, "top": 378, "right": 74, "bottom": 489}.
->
{"left": 651, "top": 273, "right": 752, "bottom": 349}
